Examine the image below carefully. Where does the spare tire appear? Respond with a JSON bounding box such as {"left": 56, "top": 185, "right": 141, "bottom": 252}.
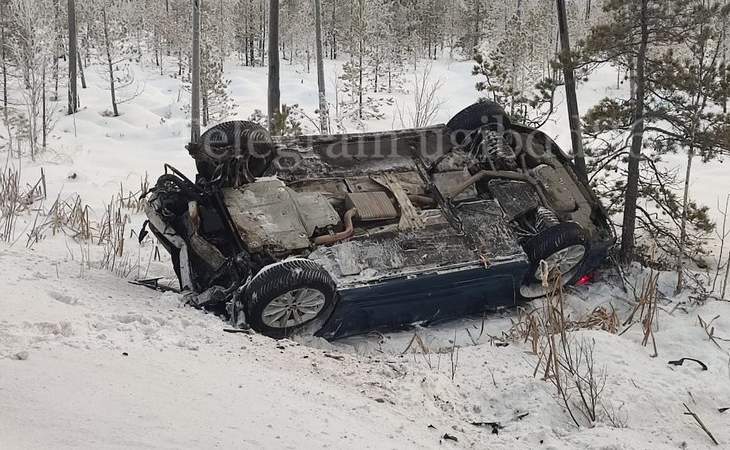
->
{"left": 242, "top": 259, "right": 338, "bottom": 339}
{"left": 519, "top": 222, "right": 590, "bottom": 299}
{"left": 193, "top": 121, "right": 275, "bottom": 179}
{"left": 447, "top": 101, "right": 511, "bottom": 145}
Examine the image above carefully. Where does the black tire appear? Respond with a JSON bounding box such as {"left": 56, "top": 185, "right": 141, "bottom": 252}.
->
{"left": 242, "top": 259, "right": 337, "bottom": 339}
{"left": 519, "top": 222, "right": 590, "bottom": 299}
{"left": 195, "top": 121, "right": 275, "bottom": 179}
{"left": 447, "top": 101, "right": 512, "bottom": 145}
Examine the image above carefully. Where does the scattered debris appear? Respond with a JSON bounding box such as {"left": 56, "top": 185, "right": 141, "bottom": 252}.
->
{"left": 324, "top": 353, "right": 345, "bottom": 361}
{"left": 223, "top": 328, "right": 253, "bottom": 334}
{"left": 442, "top": 433, "right": 458, "bottom": 442}
{"left": 683, "top": 403, "right": 719, "bottom": 445}
{"left": 471, "top": 412, "right": 529, "bottom": 435}
{"left": 129, "top": 278, "right": 180, "bottom": 293}
{"left": 668, "top": 358, "right": 708, "bottom": 371}
{"left": 471, "top": 421, "right": 504, "bottom": 434}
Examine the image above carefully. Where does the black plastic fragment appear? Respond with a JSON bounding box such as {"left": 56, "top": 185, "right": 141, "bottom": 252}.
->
{"left": 668, "top": 358, "right": 708, "bottom": 371}
{"left": 471, "top": 412, "right": 528, "bottom": 435}
{"left": 471, "top": 421, "right": 504, "bottom": 434}
{"left": 442, "top": 433, "right": 458, "bottom": 442}
{"left": 138, "top": 220, "right": 149, "bottom": 243}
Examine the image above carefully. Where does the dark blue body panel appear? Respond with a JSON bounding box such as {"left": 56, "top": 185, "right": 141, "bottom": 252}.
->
{"left": 317, "top": 260, "right": 528, "bottom": 340}
{"left": 316, "top": 240, "right": 611, "bottom": 340}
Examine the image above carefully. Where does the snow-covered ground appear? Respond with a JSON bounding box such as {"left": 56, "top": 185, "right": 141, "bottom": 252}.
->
{"left": 2, "top": 56, "right": 730, "bottom": 449}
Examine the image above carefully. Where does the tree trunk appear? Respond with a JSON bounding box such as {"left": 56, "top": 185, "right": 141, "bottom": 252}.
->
{"left": 76, "top": 49, "right": 86, "bottom": 90}
{"left": 620, "top": 0, "right": 649, "bottom": 262}
{"left": 1, "top": 7, "right": 7, "bottom": 110}
{"left": 358, "top": 41, "right": 363, "bottom": 120}
{"left": 42, "top": 62, "right": 47, "bottom": 148}
{"left": 101, "top": 8, "right": 119, "bottom": 117}
{"left": 53, "top": 0, "right": 60, "bottom": 101}
{"left": 722, "top": 49, "right": 727, "bottom": 114}
{"left": 68, "top": 0, "right": 78, "bottom": 114}
{"left": 191, "top": 0, "right": 201, "bottom": 142}
{"left": 202, "top": 81, "right": 209, "bottom": 127}
{"left": 250, "top": 34, "right": 255, "bottom": 66}
{"left": 260, "top": 0, "right": 266, "bottom": 68}
{"left": 473, "top": 1, "right": 480, "bottom": 52}
{"left": 676, "top": 146, "right": 694, "bottom": 292}
{"left": 314, "top": 0, "right": 328, "bottom": 133}
{"left": 556, "top": 0, "right": 587, "bottom": 180}
{"left": 331, "top": 1, "right": 337, "bottom": 59}
{"left": 720, "top": 244, "right": 730, "bottom": 299}
{"left": 268, "top": 0, "right": 280, "bottom": 133}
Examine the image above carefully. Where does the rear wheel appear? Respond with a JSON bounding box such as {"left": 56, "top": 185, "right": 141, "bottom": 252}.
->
{"left": 519, "top": 222, "right": 590, "bottom": 299}
{"left": 193, "top": 121, "right": 275, "bottom": 179}
{"left": 242, "top": 259, "right": 337, "bottom": 339}
{"left": 447, "top": 101, "right": 511, "bottom": 145}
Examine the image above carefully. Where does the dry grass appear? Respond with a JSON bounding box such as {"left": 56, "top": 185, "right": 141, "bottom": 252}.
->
{"left": 97, "top": 192, "right": 135, "bottom": 274}
{"left": 25, "top": 193, "right": 93, "bottom": 246}
{"left": 577, "top": 306, "right": 619, "bottom": 334}
{"left": 115, "top": 173, "right": 149, "bottom": 213}
{"left": 402, "top": 331, "right": 433, "bottom": 369}
{"left": 504, "top": 261, "right": 624, "bottom": 428}
{"left": 0, "top": 166, "right": 46, "bottom": 242}
{"left": 698, "top": 315, "right": 730, "bottom": 348}
{"left": 621, "top": 269, "right": 659, "bottom": 357}
{"left": 20, "top": 175, "right": 150, "bottom": 278}
{"left": 506, "top": 307, "right": 541, "bottom": 354}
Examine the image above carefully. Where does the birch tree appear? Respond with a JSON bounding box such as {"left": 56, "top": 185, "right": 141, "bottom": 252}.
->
{"left": 314, "top": 0, "right": 328, "bottom": 133}
{"left": 7, "top": 0, "right": 54, "bottom": 159}
{"left": 67, "top": 0, "right": 78, "bottom": 114}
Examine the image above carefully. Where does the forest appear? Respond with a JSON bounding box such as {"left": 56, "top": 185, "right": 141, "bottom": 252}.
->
{"left": 1, "top": 0, "right": 730, "bottom": 293}
{"left": 3, "top": 2, "right": 730, "bottom": 448}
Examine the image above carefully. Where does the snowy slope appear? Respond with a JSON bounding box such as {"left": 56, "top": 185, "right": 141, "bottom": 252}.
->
{"left": 2, "top": 57, "right": 730, "bottom": 449}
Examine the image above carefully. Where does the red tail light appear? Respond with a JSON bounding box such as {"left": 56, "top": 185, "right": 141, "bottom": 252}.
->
{"left": 576, "top": 273, "right": 594, "bottom": 285}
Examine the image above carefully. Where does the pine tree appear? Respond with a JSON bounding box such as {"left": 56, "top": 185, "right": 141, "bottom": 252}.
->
{"left": 199, "top": 0, "right": 233, "bottom": 126}
{"left": 472, "top": 6, "right": 561, "bottom": 128}
{"left": 644, "top": 1, "right": 730, "bottom": 290}
{"left": 93, "top": 0, "right": 141, "bottom": 117}
{"left": 582, "top": 0, "right": 729, "bottom": 266}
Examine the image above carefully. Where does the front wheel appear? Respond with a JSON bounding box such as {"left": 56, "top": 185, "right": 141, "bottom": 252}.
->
{"left": 519, "top": 222, "right": 590, "bottom": 299}
{"left": 242, "top": 259, "right": 337, "bottom": 339}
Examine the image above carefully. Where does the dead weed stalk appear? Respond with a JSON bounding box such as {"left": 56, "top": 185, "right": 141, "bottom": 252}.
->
{"left": 622, "top": 268, "right": 659, "bottom": 357}
{"left": 0, "top": 166, "right": 46, "bottom": 241}
{"left": 402, "top": 331, "right": 433, "bottom": 369}
{"left": 516, "top": 261, "right": 620, "bottom": 428}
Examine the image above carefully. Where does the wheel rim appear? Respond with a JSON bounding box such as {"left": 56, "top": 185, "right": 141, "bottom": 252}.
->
{"left": 534, "top": 244, "right": 586, "bottom": 281}
{"left": 261, "top": 288, "right": 326, "bottom": 329}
